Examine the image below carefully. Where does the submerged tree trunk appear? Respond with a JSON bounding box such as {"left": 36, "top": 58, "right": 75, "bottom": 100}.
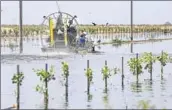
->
{"left": 87, "top": 77, "right": 90, "bottom": 95}
{"left": 161, "top": 51, "right": 164, "bottom": 80}
{"left": 136, "top": 53, "right": 139, "bottom": 87}
{"left": 150, "top": 54, "right": 153, "bottom": 81}
{"left": 161, "top": 64, "right": 163, "bottom": 80}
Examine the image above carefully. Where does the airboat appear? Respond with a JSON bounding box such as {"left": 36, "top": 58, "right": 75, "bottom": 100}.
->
{"left": 39, "top": 11, "right": 96, "bottom": 53}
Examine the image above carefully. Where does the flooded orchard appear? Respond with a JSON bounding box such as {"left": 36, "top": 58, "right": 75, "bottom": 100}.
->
{"left": 1, "top": 1, "right": 172, "bottom": 109}
{"left": 1, "top": 36, "right": 172, "bottom": 109}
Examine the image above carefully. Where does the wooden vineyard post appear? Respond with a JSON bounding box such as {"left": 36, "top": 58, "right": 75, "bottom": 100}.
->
{"left": 45, "top": 63, "right": 48, "bottom": 110}
{"left": 17, "top": 65, "right": 20, "bottom": 110}
{"left": 121, "top": 57, "right": 124, "bottom": 89}
{"left": 65, "top": 66, "right": 69, "bottom": 105}
{"left": 87, "top": 60, "right": 90, "bottom": 95}
{"left": 105, "top": 60, "right": 108, "bottom": 92}
{"left": 136, "top": 53, "right": 139, "bottom": 86}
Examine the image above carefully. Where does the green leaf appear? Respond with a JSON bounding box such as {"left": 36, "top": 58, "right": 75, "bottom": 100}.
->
{"left": 11, "top": 72, "right": 24, "bottom": 85}
{"left": 127, "top": 57, "right": 143, "bottom": 75}
{"left": 101, "top": 65, "right": 111, "bottom": 80}
{"left": 62, "top": 62, "right": 69, "bottom": 78}
{"left": 85, "top": 68, "right": 93, "bottom": 83}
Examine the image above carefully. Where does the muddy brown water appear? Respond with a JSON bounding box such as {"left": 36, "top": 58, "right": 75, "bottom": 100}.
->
{"left": 1, "top": 38, "right": 172, "bottom": 109}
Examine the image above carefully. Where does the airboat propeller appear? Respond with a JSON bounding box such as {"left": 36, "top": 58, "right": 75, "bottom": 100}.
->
{"left": 39, "top": 11, "right": 80, "bottom": 52}
{"left": 39, "top": 11, "right": 95, "bottom": 53}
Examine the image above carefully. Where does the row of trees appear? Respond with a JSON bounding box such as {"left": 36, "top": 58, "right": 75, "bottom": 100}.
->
{"left": 1, "top": 25, "right": 172, "bottom": 37}
{"left": 80, "top": 25, "right": 172, "bottom": 34}
{"left": 1, "top": 25, "right": 48, "bottom": 37}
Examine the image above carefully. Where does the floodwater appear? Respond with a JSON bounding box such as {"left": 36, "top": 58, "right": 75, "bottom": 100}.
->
{"left": 1, "top": 35, "right": 172, "bottom": 109}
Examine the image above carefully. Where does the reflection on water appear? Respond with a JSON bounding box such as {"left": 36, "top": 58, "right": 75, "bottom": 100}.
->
{"left": 143, "top": 79, "right": 153, "bottom": 92}
{"left": 161, "top": 79, "right": 166, "bottom": 90}
{"left": 87, "top": 94, "right": 93, "bottom": 109}
{"left": 102, "top": 92, "right": 111, "bottom": 109}
{"left": 137, "top": 100, "right": 156, "bottom": 109}
{"left": 130, "top": 43, "right": 133, "bottom": 53}
{"left": 1, "top": 36, "right": 172, "bottom": 109}
{"left": 64, "top": 77, "right": 69, "bottom": 109}
{"left": 112, "top": 43, "right": 122, "bottom": 48}
{"left": 130, "top": 82, "right": 142, "bottom": 93}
